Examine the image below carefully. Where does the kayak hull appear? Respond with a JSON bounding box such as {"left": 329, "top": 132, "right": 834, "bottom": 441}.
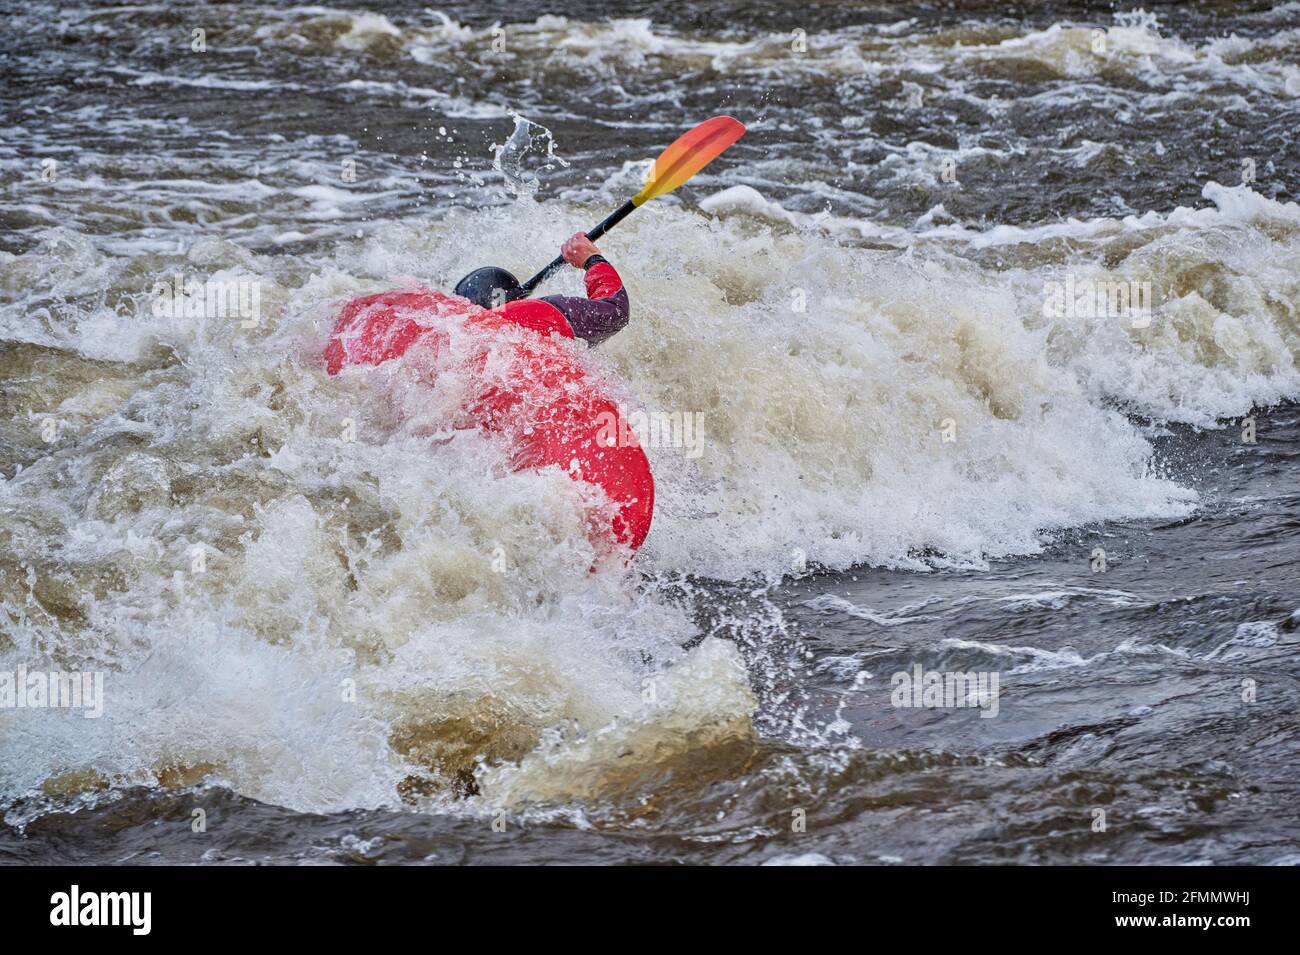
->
{"left": 324, "top": 288, "right": 654, "bottom": 553}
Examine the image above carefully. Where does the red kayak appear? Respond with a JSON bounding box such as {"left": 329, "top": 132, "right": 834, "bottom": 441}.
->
{"left": 323, "top": 288, "right": 654, "bottom": 553}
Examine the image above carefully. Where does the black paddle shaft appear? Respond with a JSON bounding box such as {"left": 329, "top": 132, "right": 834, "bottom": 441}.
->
{"left": 516, "top": 199, "right": 637, "bottom": 296}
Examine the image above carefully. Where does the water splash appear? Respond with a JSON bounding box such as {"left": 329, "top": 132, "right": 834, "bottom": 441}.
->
{"left": 491, "top": 113, "right": 571, "bottom": 200}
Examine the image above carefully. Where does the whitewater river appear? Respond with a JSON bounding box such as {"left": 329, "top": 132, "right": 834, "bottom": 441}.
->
{"left": 2, "top": 1, "right": 1299, "bottom": 864}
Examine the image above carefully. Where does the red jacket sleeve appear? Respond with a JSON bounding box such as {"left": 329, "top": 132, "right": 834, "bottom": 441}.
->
{"left": 540, "top": 255, "right": 629, "bottom": 346}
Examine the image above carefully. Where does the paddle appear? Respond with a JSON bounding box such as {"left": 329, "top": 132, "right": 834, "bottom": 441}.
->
{"left": 458, "top": 116, "right": 746, "bottom": 304}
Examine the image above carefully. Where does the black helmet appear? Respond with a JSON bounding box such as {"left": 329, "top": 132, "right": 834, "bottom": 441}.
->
{"left": 453, "top": 266, "right": 523, "bottom": 309}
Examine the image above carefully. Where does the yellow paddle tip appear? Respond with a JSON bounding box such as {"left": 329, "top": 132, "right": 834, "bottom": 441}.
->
{"left": 635, "top": 116, "right": 746, "bottom": 205}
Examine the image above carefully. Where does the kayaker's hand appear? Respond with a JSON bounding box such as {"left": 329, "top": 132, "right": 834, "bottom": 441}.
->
{"left": 561, "top": 232, "right": 600, "bottom": 268}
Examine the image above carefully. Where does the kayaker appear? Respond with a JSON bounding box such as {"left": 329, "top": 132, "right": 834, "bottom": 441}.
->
{"left": 323, "top": 232, "right": 653, "bottom": 552}
{"left": 452, "top": 232, "right": 629, "bottom": 346}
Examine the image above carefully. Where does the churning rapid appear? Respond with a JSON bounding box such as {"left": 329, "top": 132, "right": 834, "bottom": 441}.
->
{"left": 2, "top": 2, "right": 1299, "bottom": 864}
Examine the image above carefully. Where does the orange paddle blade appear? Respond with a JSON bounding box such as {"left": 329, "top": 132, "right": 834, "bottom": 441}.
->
{"left": 633, "top": 115, "right": 746, "bottom": 206}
